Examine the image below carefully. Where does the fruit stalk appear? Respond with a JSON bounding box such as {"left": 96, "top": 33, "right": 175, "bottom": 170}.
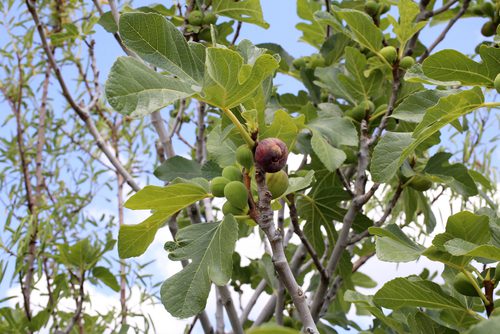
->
{"left": 221, "top": 107, "right": 255, "bottom": 148}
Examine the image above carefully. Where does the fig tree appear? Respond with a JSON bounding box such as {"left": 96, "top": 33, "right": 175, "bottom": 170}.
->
{"left": 224, "top": 181, "right": 248, "bottom": 210}
{"left": 453, "top": 272, "right": 479, "bottom": 297}
{"left": 380, "top": 46, "right": 397, "bottom": 64}
{"left": 210, "top": 176, "right": 230, "bottom": 197}
{"left": 255, "top": 138, "right": 289, "bottom": 173}
{"left": 188, "top": 10, "right": 203, "bottom": 26}
{"left": 265, "top": 170, "right": 289, "bottom": 199}
{"left": 222, "top": 166, "right": 242, "bottom": 181}
{"left": 236, "top": 145, "right": 254, "bottom": 170}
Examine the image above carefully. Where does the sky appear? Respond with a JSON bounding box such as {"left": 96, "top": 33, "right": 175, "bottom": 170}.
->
{"left": 0, "top": 1, "right": 498, "bottom": 333}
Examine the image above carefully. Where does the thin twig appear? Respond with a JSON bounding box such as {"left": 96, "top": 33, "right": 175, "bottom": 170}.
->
{"left": 287, "top": 194, "right": 328, "bottom": 284}
{"left": 25, "top": 0, "right": 141, "bottom": 192}
{"left": 419, "top": 0, "right": 470, "bottom": 62}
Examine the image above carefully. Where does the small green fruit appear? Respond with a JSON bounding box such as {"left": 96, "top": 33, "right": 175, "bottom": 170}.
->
{"left": 481, "top": 21, "right": 496, "bottom": 37}
{"left": 210, "top": 177, "right": 230, "bottom": 197}
{"left": 188, "top": 10, "right": 203, "bottom": 26}
{"left": 293, "top": 57, "right": 306, "bottom": 69}
{"left": 224, "top": 181, "right": 248, "bottom": 210}
{"left": 380, "top": 46, "right": 397, "bottom": 64}
{"left": 494, "top": 73, "right": 500, "bottom": 93}
{"left": 309, "top": 54, "right": 325, "bottom": 68}
{"left": 345, "top": 101, "right": 372, "bottom": 121}
{"left": 470, "top": 5, "right": 484, "bottom": 16}
{"left": 265, "top": 170, "right": 289, "bottom": 199}
{"left": 399, "top": 56, "right": 415, "bottom": 69}
{"left": 482, "top": 2, "right": 495, "bottom": 17}
{"left": 222, "top": 201, "right": 248, "bottom": 215}
{"left": 222, "top": 166, "right": 242, "bottom": 181}
{"left": 364, "top": 1, "right": 380, "bottom": 16}
{"left": 453, "top": 272, "right": 479, "bottom": 297}
{"left": 198, "top": 27, "right": 212, "bottom": 41}
{"left": 408, "top": 175, "right": 433, "bottom": 191}
{"left": 202, "top": 12, "right": 217, "bottom": 25}
{"left": 236, "top": 145, "right": 254, "bottom": 170}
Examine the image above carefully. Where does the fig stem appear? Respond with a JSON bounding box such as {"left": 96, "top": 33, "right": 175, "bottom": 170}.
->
{"left": 462, "top": 269, "right": 489, "bottom": 306}
{"left": 221, "top": 107, "right": 255, "bottom": 148}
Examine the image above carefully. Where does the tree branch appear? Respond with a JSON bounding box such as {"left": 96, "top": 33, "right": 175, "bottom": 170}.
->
{"left": 254, "top": 168, "right": 318, "bottom": 333}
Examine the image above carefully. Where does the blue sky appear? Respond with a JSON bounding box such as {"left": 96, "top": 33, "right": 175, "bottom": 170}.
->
{"left": 0, "top": 1, "right": 498, "bottom": 333}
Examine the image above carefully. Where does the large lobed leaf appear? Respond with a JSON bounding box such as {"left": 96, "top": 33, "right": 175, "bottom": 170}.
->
{"left": 161, "top": 215, "right": 238, "bottom": 318}
{"left": 118, "top": 183, "right": 210, "bottom": 258}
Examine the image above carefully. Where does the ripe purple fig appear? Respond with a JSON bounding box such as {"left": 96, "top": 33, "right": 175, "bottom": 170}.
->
{"left": 254, "top": 138, "right": 288, "bottom": 173}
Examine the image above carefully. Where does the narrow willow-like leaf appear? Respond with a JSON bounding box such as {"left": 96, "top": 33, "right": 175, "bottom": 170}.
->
{"left": 161, "top": 215, "right": 238, "bottom": 318}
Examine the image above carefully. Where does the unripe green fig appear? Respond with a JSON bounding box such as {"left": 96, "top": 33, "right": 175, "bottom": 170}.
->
{"left": 408, "top": 174, "right": 433, "bottom": 191}
{"left": 222, "top": 201, "right": 248, "bottom": 215}
{"left": 255, "top": 138, "right": 289, "bottom": 173}
{"left": 236, "top": 145, "right": 254, "bottom": 170}
{"left": 198, "top": 27, "right": 212, "bottom": 41}
{"left": 380, "top": 3, "right": 390, "bottom": 14}
{"left": 380, "top": 46, "right": 397, "bottom": 64}
{"left": 481, "top": 21, "right": 496, "bottom": 37}
{"left": 202, "top": 12, "right": 217, "bottom": 25}
{"left": 482, "top": 2, "right": 495, "bottom": 17}
{"left": 224, "top": 181, "right": 248, "bottom": 210}
{"left": 292, "top": 57, "right": 306, "bottom": 69}
{"left": 309, "top": 54, "right": 325, "bottom": 68}
{"left": 364, "top": 0, "right": 380, "bottom": 16}
{"left": 265, "top": 170, "right": 289, "bottom": 199}
{"left": 361, "top": 100, "right": 375, "bottom": 113}
{"left": 188, "top": 10, "right": 203, "bottom": 26}
{"left": 210, "top": 177, "right": 230, "bottom": 197}
{"left": 222, "top": 166, "right": 242, "bottom": 181}
{"left": 494, "top": 73, "right": 500, "bottom": 93}
{"left": 470, "top": 5, "right": 484, "bottom": 15}
{"left": 399, "top": 56, "right": 415, "bottom": 69}
{"left": 453, "top": 272, "right": 479, "bottom": 297}
{"left": 345, "top": 104, "right": 366, "bottom": 121}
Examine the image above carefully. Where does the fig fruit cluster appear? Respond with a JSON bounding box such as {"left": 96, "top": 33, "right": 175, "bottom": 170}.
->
{"left": 292, "top": 54, "right": 326, "bottom": 70}
{"left": 187, "top": 10, "right": 218, "bottom": 26}
{"left": 210, "top": 166, "right": 249, "bottom": 216}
